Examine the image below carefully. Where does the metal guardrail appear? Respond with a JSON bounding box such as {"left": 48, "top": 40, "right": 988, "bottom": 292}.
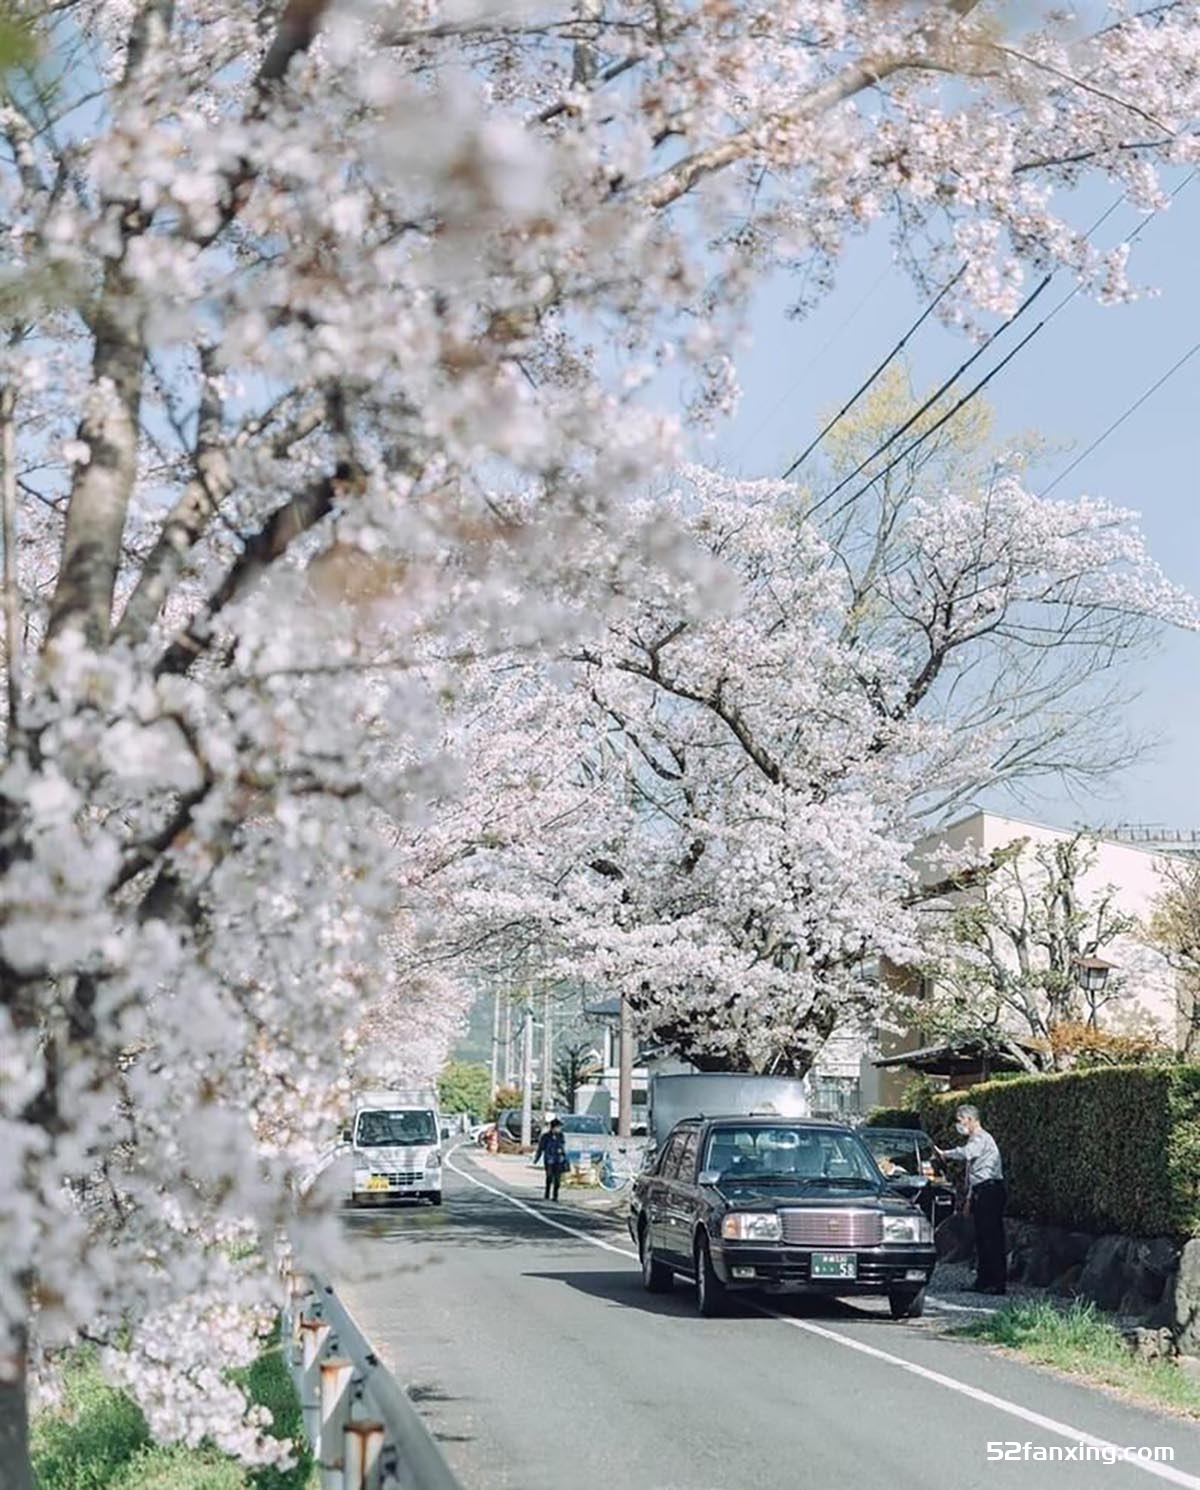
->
{"left": 281, "top": 1265, "right": 464, "bottom": 1490}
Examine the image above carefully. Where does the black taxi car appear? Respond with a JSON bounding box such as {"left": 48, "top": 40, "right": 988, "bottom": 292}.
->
{"left": 629, "top": 1115, "right": 936, "bottom": 1318}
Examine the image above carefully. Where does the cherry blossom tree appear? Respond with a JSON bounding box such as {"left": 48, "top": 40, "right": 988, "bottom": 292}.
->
{"left": 2, "top": 0, "right": 1200, "bottom": 1479}
{"left": 444, "top": 460, "right": 1195, "bottom": 1075}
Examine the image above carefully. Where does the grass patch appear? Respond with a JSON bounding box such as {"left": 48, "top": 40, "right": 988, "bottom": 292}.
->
{"left": 32, "top": 1330, "right": 315, "bottom": 1490}
{"left": 31, "top": 1358, "right": 149, "bottom": 1490}
{"left": 955, "top": 1299, "right": 1200, "bottom": 1417}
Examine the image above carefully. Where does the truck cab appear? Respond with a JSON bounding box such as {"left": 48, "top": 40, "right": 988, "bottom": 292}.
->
{"left": 346, "top": 1088, "right": 443, "bottom": 1205}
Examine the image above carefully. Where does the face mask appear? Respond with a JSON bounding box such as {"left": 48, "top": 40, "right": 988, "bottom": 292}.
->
{"left": 955, "top": 1121, "right": 970, "bottom": 1136}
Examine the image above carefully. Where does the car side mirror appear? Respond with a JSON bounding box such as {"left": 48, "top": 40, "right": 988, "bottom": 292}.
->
{"left": 340, "top": 1128, "right": 352, "bottom": 1145}
{"left": 698, "top": 1169, "right": 721, "bottom": 1186}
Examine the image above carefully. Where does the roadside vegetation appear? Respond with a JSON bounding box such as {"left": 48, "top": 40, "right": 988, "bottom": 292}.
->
{"left": 957, "top": 1300, "right": 1200, "bottom": 1418}
{"left": 32, "top": 1338, "right": 315, "bottom": 1490}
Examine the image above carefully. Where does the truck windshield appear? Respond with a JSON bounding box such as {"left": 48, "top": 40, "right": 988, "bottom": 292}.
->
{"left": 356, "top": 1110, "right": 437, "bottom": 1147}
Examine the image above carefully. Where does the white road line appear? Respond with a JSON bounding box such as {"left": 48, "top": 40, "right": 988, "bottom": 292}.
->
{"left": 446, "top": 1152, "right": 639, "bottom": 1259}
{"left": 445, "top": 1151, "right": 1200, "bottom": 1490}
{"left": 760, "top": 1305, "right": 1200, "bottom": 1489}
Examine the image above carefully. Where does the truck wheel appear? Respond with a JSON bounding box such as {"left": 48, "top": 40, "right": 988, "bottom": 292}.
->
{"left": 430, "top": 1192, "right": 443, "bottom": 1207}
{"left": 639, "top": 1225, "right": 673, "bottom": 1293}
{"left": 889, "top": 1287, "right": 925, "bottom": 1320}
{"left": 695, "top": 1237, "right": 728, "bottom": 1317}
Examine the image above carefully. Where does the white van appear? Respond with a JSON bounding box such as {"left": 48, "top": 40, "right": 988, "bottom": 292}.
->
{"left": 345, "top": 1087, "right": 443, "bottom": 1205}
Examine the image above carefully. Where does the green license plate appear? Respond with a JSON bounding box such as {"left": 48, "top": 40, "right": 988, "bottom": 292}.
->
{"left": 811, "top": 1252, "right": 858, "bottom": 1280}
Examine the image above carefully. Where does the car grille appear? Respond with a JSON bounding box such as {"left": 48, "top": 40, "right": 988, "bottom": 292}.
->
{"left": 778, "top": 1209, "right": 883, "bottom": 1247}
{"left": 379, "top": 1171, "right": 423, "bottom": 1184}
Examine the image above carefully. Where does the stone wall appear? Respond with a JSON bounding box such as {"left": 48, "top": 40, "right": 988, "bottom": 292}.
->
{"left": 936, "top": 1215, "right": 1200, "bottom": 1352}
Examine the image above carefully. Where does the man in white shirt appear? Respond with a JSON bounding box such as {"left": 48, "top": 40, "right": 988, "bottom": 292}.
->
{"left": 934, "top": 1105, "right": 1007, "bottom": 1295}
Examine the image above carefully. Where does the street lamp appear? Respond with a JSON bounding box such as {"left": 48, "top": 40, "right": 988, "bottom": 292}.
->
{"left": 1074, "top": 955, "right": 1115, "bottom": 994}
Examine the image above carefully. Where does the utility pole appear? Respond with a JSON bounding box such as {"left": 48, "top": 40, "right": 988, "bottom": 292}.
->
{"left": 503, "top": 997, "right": 512, "bottom": 1087}
{"left": 489, "top": 986, "right": 501, "bottom": 1097}
{"left": 520, "top": 998, "right": 535, "bottom": 1148}
{"left": 541, "top": 988, "right": 554, "bottom": 1114}
{"left": 617, "top": 993, "right": 634, "bottom": 1138}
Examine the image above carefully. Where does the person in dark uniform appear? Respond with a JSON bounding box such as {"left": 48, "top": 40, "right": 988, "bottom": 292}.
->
{"left": 934, "top": 1104, "right": 1008, "bottom": 1295}
{"left": 534, "top": 1118, "right": 570, "bottom": 1201}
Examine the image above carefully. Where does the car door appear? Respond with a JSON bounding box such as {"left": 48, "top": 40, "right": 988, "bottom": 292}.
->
{"left": 661, "top": 1127, "right": 701, "bottom": 1266}
{"left": 645, "top": 1132, "right": 683, "bottom": 1254}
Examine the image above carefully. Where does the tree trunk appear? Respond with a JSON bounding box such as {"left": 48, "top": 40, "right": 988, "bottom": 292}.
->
{"left": 0, "top": 1317, "right": 31, "bottom": 1490}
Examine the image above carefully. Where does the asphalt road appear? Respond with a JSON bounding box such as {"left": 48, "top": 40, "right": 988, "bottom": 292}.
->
{"left": 334, "top": 1149, "right": 1200, "bottom": 1490}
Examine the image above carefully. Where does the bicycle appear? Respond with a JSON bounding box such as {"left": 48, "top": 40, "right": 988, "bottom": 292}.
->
{"left": 598, "top": 1147, "right": 640, "bottom": 1192}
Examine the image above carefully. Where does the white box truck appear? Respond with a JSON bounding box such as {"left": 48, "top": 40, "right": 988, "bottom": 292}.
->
{"left": 345, "top": 1087, "right": 444, "bottom": 1205}
{"left": 646, "top": 1072, "right": 810, "bottom": 1155}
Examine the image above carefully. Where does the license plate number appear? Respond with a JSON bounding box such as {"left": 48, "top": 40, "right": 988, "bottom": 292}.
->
{"left": 365, "top": 1175, "right": 390, "bottom": 1192}
{"left": 811, "top": 1252, "right": 857, "bottom": 1279}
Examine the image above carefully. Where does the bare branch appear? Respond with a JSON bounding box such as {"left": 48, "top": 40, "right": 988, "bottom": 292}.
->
{"left": 156, "top": 460, "right": 363, "bottom": 676}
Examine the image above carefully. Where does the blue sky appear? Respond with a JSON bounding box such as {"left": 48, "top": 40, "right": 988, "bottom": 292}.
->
{"left": 703, "top": 180, "right": 1200, "bottom": 836}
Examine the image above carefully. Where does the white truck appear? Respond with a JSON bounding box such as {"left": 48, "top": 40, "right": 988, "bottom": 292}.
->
{"left": 345, "top": 1087, "right": 444, "bottom": 1206}
{"left": 646, "top": 1072, "right": 810, "bottom": 1155}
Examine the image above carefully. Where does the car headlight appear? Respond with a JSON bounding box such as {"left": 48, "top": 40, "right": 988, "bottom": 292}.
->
{"left": 721, "top": 1212, "right": 782, "bottom": 1242}
{"left": 882, "top": 1214, "right": 934, "bottom": 1245}
{"left": 427, "top": 1150, "right": 442, "bottom": 1169}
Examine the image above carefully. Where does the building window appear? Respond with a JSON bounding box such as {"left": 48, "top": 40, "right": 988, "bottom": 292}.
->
{"left": 811, "top": 1075, "right": 861, "bottom": 1117}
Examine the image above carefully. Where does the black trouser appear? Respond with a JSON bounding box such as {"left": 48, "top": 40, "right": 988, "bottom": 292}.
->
{"left": 544, "top": 1166, "right": 564, "bottom": 1200}
{"left": 972, "top": 1179, "right": 1008, "bottom": 1288}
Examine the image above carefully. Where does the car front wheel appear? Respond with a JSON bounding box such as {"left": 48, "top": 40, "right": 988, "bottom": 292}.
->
{"left": 888, "top": 1286, "right": 925, "bottom": 1320}
{"left": 695, "top": 1237, "right": 728, "bottom": 1317}
{"left": 640, "top": 1226, "right": 673, "bottom": 1293}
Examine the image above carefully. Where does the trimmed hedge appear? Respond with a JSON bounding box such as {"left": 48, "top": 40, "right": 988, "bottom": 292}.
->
{"left": 863, "top": 1108, "right": 922, "bottom": 1129}
{"left": 913, "top": 1065, "right": 1200, "bottom": 1239}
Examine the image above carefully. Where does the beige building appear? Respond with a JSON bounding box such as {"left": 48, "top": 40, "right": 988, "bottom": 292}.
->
{"left": 857, "top": 809, "right": 1187, "bottom": 1112}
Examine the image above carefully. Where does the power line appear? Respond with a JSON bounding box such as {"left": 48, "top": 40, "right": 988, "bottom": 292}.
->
{"left": 1039, "top": 338, "right": 1200, "bottom": 497}
{"left": 731, "top": 264, "right": 891, "bottom": 468}
{"left": 804, "top": 271, "right": 1055, "bottom": 516}
{"left": 806, "top": 173, "right": 1194, "bottom": 520}
{"left": 821, "top": 313, "right": 1053, "bottom": 526}
{"left": 779, "top": 267, "right": 965, "bottom": 480}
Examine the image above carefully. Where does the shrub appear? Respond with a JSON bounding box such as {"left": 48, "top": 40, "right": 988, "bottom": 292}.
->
{"left": 863, "top": 1108, "right": 921, "bottom": 1129}
{"left": 1049, "top": 1021, "right": 1173, "bottom": 1070}
{"left": 488, "top": 1084, "right": 523, "bottom": 1121}
{"left": 917, "top": 1065, "right": 1200, "bottom": 1237}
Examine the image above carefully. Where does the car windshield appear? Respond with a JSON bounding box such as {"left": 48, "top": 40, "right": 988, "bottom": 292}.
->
{"left": 703, "top": 1126, "right": 880, "bottom": 1186}
{"left": 560, "top": 1116, "right": 607, "bottom": 1133}
{"left": 355, "top": 1109, "right": 437, "bottom": 1147}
